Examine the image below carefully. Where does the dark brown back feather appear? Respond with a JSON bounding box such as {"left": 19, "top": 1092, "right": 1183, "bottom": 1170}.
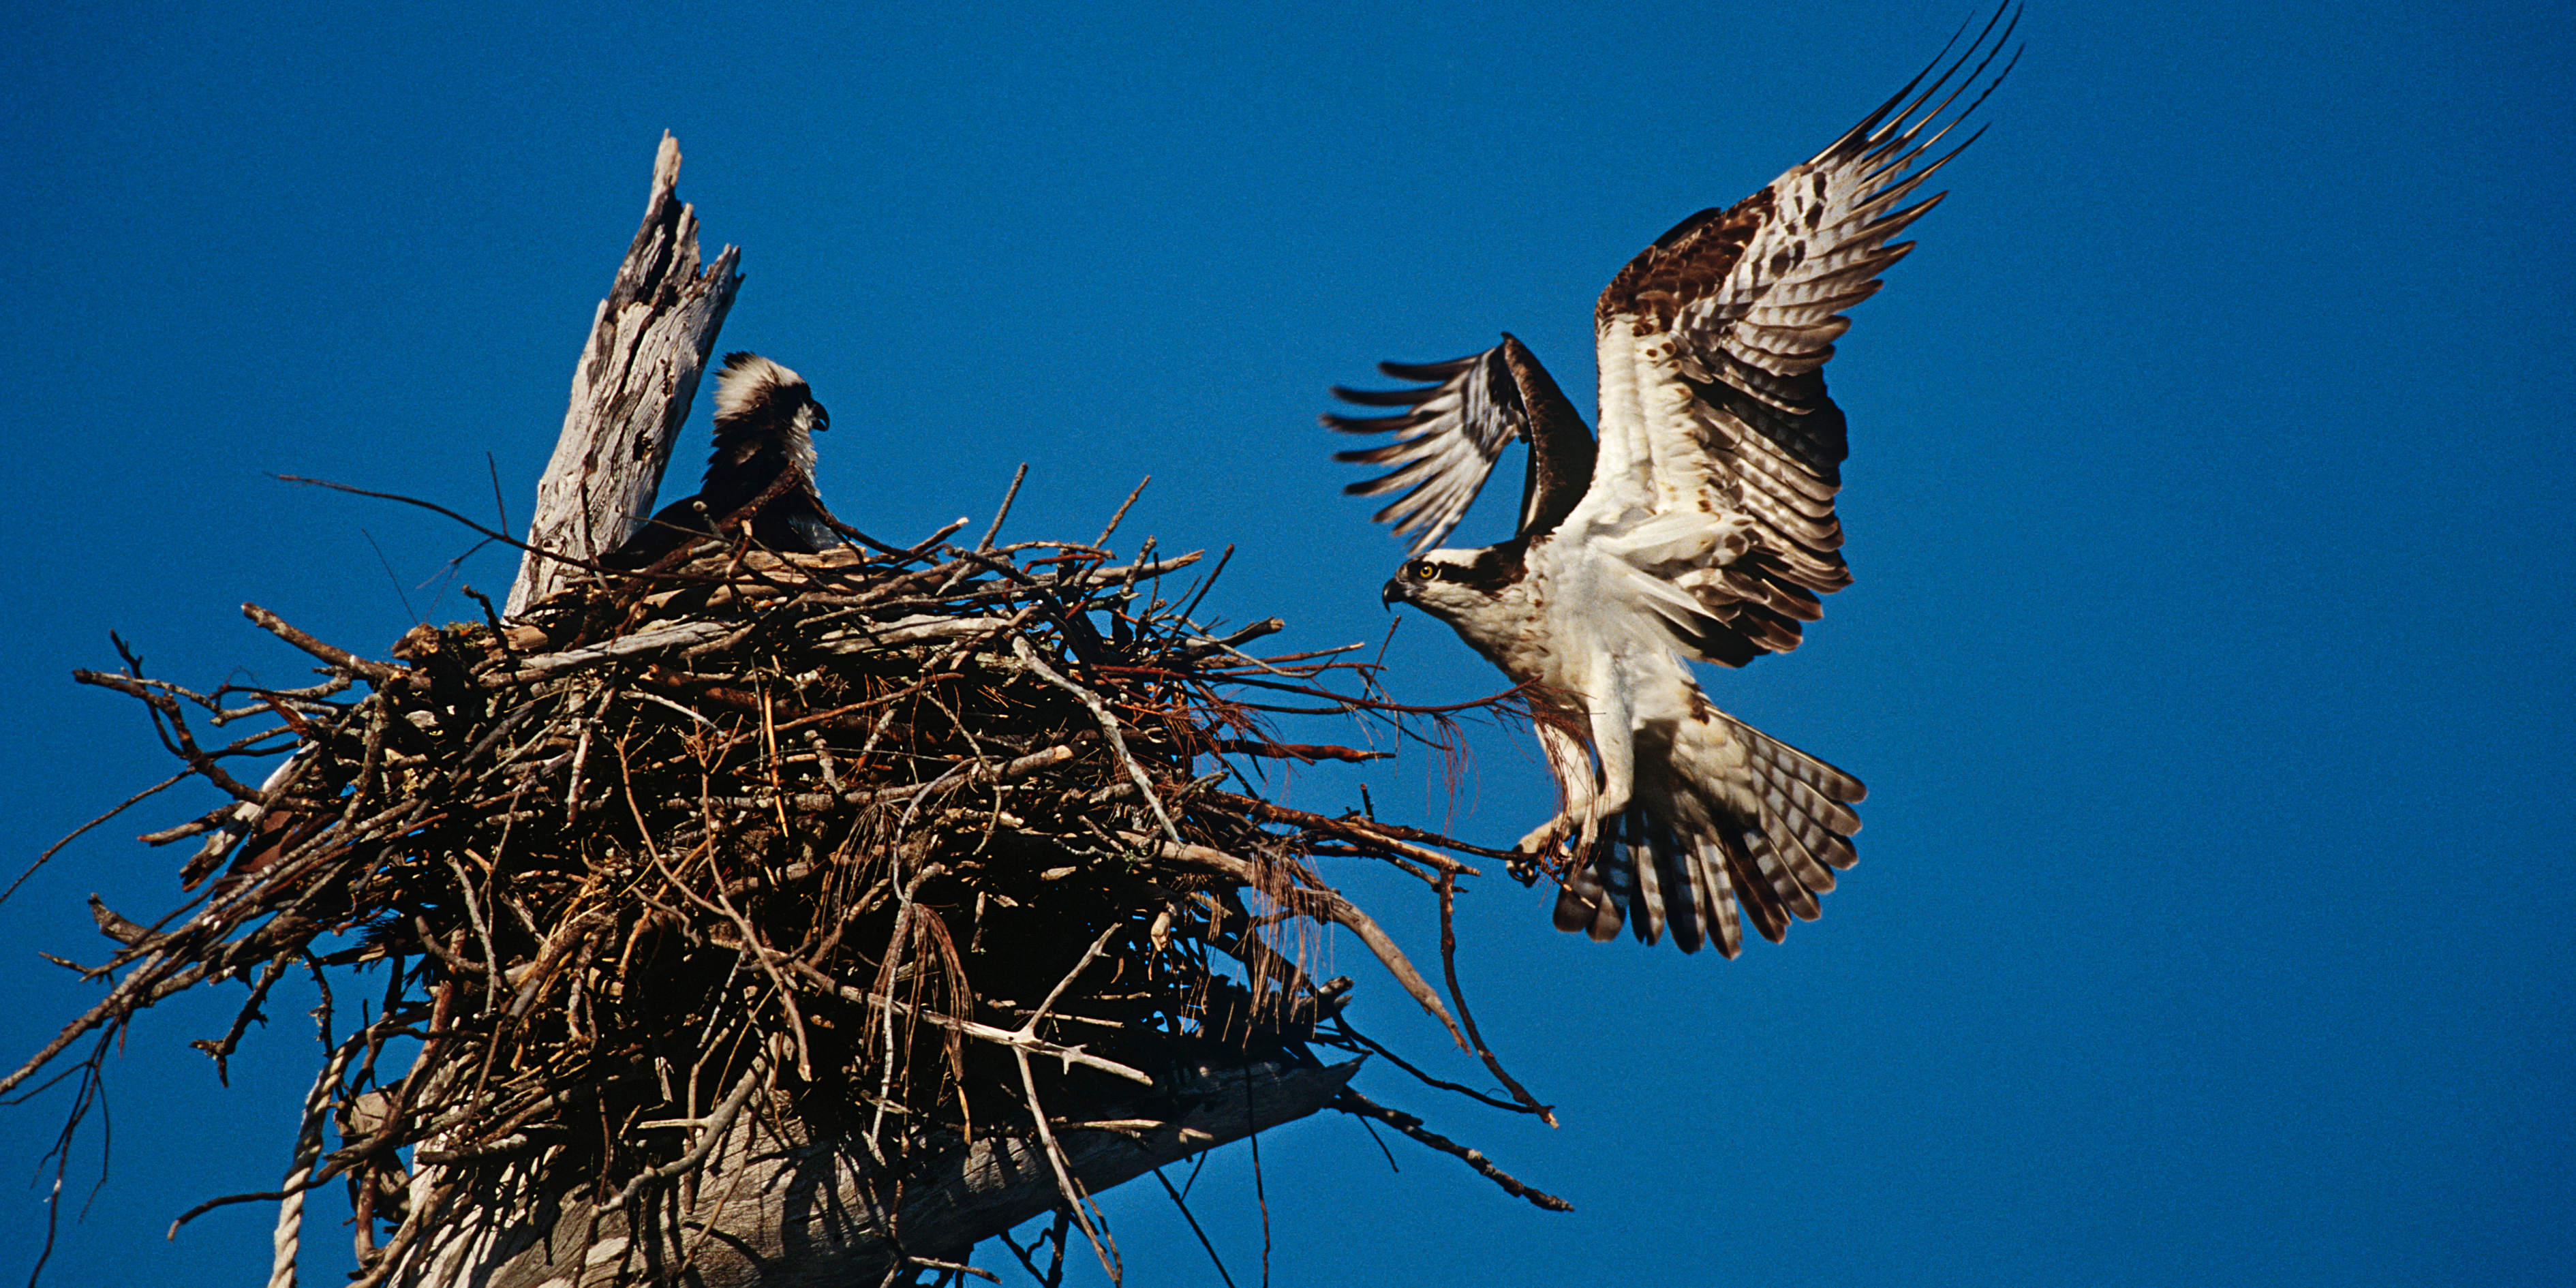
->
{"left": 1497, "top": 335, "right": 1595, "bottom": 542}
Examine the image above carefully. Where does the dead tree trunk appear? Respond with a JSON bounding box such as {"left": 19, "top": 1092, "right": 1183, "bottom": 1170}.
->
{"left": 399, "top": 1061, "right": 1357, "bottom": 1288}
{"left": 394, "top": 136, "right": 1360, "bottom": 1287}
{"left": 24, "top": 130, "right": 1567, "bottom": 1288}
{"left": 503, "top": 132, "right": 741, "bottom": 615}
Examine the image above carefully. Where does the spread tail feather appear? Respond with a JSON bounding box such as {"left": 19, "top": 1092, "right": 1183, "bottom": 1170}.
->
{"left": 1550, "top": 709, "right": 1862, "bottom": 956}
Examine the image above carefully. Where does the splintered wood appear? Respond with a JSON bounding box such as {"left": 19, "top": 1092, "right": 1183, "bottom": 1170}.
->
{"left": 506, "top": 132, "right": 741, "bottom": 617}
{"left": 24, "top": 515, "right": 1565, "bottom": 1288}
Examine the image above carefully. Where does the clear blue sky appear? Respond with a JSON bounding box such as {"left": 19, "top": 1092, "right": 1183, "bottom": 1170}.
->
{"left": 3, "top": 2, "right": 2570, "bottom": 1284}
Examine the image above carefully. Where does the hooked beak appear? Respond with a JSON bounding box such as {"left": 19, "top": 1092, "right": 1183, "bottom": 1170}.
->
{"left": 1380, "top": 578, "right": 1405, "bottom": 610}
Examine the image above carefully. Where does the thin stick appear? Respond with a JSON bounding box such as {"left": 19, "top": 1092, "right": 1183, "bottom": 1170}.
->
{"left": 1435, "top": 872, "right": 1555, "bottom": 1126}
{"left": 1013, "top": 635, "right": 1181, "bottom": 846}
{"left": 1092, "top": 476, "right": 1150, "bottom": 549}
{"left": 241, "top": 603, "right": 403, "bottom": 684}
{"left": 1178, "top": 544, "right": 1233, "bottom": 622}
{"left": 606, "top": 1049, "right": 771, "bottom": 1212}
{"left": 275, "top": 475, "right": 664, "bottom": 583}
{"left": 444, "top": 855, "right": 502, "bottom": 1017}
{"left": 793, "top": 963, "right": 1150, "bottom": 1086}
{"left": 1118, "top": 831, "right": 1467, "bottom": 1050}
{"left": 361, "top": 529, "right": 422, "bottom": 626}
{"left": 1150, "top": 1167, "right": 1238, "bottom": 1288}
{"left": 977, "top": 463, "right": 1030, "bottom": 553}
{"left": 654, "top": 855, "right": 813, "bottom": 1082}
{"left": 1013, "top": 1049, "right": 1116, "bottom": 1282}
{"left": 1007, "top": 921, "right": 1129, "bottom": 1281}
{"left": 1324, "top": 1017, "right": 1533, "bottom": 1116}
{"left": 1331, "top": 1088, "right": 1571, "bottom": 1213}
{"left": 3, "top": 770, "right": 190, "bottom": 908}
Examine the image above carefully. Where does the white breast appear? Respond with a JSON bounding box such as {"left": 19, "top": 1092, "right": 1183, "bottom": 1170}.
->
{"left": 1527, "top": 534, "right": 1703, "bottom": 727}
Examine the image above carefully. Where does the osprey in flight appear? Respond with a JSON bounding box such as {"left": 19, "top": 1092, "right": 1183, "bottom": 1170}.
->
{"left": 604, "top": 352, "right": 840, "bottom": 568}
{"left": 1333, "top": 16, "right": 2014, "bottom": 956}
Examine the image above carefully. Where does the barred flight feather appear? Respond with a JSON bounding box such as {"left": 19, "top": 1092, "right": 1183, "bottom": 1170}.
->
{"left": 1330, "top": 4, "right": 2011, "bottom": 955}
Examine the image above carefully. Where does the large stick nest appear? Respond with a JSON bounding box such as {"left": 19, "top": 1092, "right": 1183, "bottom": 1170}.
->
{"left": 18, "top": 509, "right": 1563, "bottom": 1284}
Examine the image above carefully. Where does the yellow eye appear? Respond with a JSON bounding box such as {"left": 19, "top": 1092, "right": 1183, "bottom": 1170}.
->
{"left": 1409, "top": 562, "right": 1438, "bottom": 581}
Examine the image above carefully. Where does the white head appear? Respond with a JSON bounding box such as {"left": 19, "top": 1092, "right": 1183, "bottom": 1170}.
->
{"left": 1380, "top": 545, "right": 1526, "bottom": 624}
{"left": 712, "top": 352, "right": 829, "bottom": 472}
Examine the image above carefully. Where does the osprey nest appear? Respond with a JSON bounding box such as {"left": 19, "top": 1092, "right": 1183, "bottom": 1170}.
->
{"left": 19, "top": 515, "right": 1563, "bottom": 1287}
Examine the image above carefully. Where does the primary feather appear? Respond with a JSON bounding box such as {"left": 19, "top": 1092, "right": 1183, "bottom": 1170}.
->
{"left": 1336, "top": 8, "right": 2014, "bottom": 955}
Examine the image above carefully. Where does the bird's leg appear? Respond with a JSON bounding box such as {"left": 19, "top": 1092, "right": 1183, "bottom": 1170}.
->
{"left": 1514, "top": 814, "right": 1575, "bottom": 855}
{"left": 1516, "top": 721, "right": 1597, "bottom": 855}
{"left": 1573, "top": 660, "right": 1635, "bottom": 859}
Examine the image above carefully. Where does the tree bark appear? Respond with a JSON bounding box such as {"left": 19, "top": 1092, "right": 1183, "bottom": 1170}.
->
{"left": 504, "top": 133, "right": 742, "bottom": 616}
{"left": 395, "top": 1060, "right": 1359, "bottom": 1287}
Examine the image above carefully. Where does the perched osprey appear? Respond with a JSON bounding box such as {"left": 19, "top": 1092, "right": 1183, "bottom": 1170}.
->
{"left": 603, "top": 352, "right": 839, "bottom": 568}
{"left": 1333, "top": 18, "right": 2014, "bottom": 956}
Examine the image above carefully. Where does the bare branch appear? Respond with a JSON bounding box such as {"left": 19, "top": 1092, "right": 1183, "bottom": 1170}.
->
{"left": 1332, "top": 1088, "right": 1572, "bottom": 1213}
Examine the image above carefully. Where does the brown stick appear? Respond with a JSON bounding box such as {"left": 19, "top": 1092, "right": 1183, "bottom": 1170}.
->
{"left": 1332, "top": 1088, "right": 1572, "bottom": 1213}
{"left": 1118, "top": 831, "right": 1468, "bottom": 1051}
{"left": 243, "top": 603, "right": 403, "bottom": 684}
{"left": 1437, "top": 871, "right": 1556, "bottom": 1126}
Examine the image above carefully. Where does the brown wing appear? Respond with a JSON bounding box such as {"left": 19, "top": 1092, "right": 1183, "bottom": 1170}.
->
{"left": 1324, "top": 334, "right": 1595, "bottom": 554}
{"left": 1575, "top": 5, "right": 2019, "bottom": 666}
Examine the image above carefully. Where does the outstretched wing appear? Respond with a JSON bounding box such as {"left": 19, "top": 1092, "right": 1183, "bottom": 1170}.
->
{"left": 1325, "top": 334, "right": 1595, "bottom": 555}
{"left": 1572, "top": 7, "right": 2019, "bottom": 666}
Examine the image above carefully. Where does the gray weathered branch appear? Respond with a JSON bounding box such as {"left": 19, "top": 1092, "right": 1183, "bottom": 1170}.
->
{"left": 505, "top": 133, "right": 741, "bottom": 615}
{"left": 395, "top": 1059, "right": 1359, "bottom": 1287}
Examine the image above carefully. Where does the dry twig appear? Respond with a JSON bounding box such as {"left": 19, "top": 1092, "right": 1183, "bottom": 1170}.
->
{"left": 18, "top": 508, "right": 1569, "bottom": 1285}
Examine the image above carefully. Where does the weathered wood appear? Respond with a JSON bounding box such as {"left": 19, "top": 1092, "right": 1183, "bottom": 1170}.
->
{"left": 505, "top": 133, "right": 742, "bottom": 615}
{"left": 394, "top": 1059, "right": 1359, "bottom": 1287}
